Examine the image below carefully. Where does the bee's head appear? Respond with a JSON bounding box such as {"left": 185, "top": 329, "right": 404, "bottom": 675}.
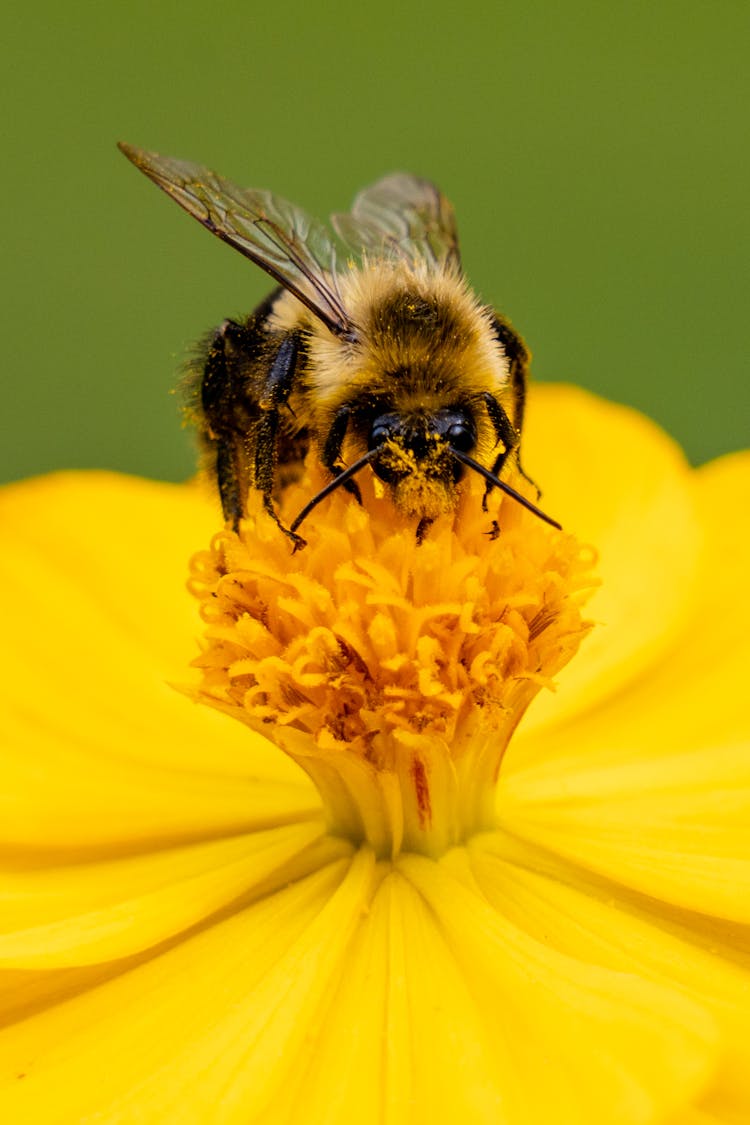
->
{"left": 367, "top": 406, "right": 477, "bottom": 518}
{"left": 290, "top": 394, "right": 561, "bottom": 542}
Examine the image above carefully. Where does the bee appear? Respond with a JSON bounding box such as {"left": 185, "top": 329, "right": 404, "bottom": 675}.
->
{"left": 119, "top": 143, "right": 560, "bottom": 546}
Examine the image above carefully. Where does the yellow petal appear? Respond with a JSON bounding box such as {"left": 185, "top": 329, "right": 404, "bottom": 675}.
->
{"left": 0, "top": 471, "right": 216, "bottom": 675}
{"left": 513, "top": 450, "right": 750, "bottom": 768}
{"left": 470, "top": 830, "right": 750, "bottom": 1122}
{"left": 0, "top": 851, "right": 373, "bottom": 1124}
{"left": 273, "top": 864, "right": 391, "bottom": 1125}
{"left": 499, "top": 744, "right": 750, "bottom": 922}
{"left": 520, "top": 386, "right": 702, "bottom": 731}
{"left": 2, "top": 705, "right": 316, "bottom": 850}
{"left": 377, "top": 869, "right": 513, "bottom": 1124}
{"left": 399, "top": 850, "right": 718, "bottom": 1125}
{"left": 671, "top": 1112, "right": 726, "bottom": 1125}
{"left": 0, "top": 472, "right": 318, "bottom": 847}
{"left": 500, "top": 453, "right": 750, "bottom": 920}
{"left": 0, "top": 823, "right": 348, "bottom": 967}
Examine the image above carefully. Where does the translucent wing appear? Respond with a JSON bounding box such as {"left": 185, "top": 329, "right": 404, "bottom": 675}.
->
{"left": 331, "top": 173, "right": 461, "bottom": 270}
{"left": 118, "top": 143, "right": 353, "bottom": 338}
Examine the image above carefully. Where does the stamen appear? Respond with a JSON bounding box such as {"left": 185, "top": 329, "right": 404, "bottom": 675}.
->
{"left": 189, "top": 459, "right": 595, "bottom": 858}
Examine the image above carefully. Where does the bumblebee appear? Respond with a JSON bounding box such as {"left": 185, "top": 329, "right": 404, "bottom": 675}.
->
{"left": 119, "top": 143, "right": 560, "bottom": 545}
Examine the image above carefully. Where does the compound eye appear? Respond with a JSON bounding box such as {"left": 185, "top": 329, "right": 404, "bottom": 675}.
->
{"left": 368, "top": 413, "right": 401, "bottom": 450}
{"left": 446, "top": 419, "right": 475, "bottom": 453}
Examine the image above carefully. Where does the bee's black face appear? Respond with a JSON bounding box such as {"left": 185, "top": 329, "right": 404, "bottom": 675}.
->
{"left": 368, "top": 407, "right": 477, "bottom": 485}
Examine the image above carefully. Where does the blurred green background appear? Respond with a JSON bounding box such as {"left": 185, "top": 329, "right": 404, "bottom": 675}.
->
{"left": 3, "top": 0, "right": 747, "bottom": 486}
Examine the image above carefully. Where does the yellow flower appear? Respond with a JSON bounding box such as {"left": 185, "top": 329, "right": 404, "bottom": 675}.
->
{"left": 1, "top": 385, "right": 748, "bottom": 1124}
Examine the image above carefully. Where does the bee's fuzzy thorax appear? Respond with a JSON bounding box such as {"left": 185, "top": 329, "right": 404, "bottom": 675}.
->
{"left": 270, "top": 260, "right": 516, "bottom": 461}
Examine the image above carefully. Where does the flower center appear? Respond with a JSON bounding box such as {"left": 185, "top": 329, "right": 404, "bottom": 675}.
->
{"left": 189, "top": 464, "right": 595, "bottom": 858}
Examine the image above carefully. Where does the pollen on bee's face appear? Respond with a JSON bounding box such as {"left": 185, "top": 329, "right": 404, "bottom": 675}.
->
{"left": 369, "top": 438, "right": 454, "bottom": 517}
{"left": 392, "top": 464, "right": 457, "bottom": 518}
{"left": 371, "top": 439, "right": 417, "bottom": 481}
